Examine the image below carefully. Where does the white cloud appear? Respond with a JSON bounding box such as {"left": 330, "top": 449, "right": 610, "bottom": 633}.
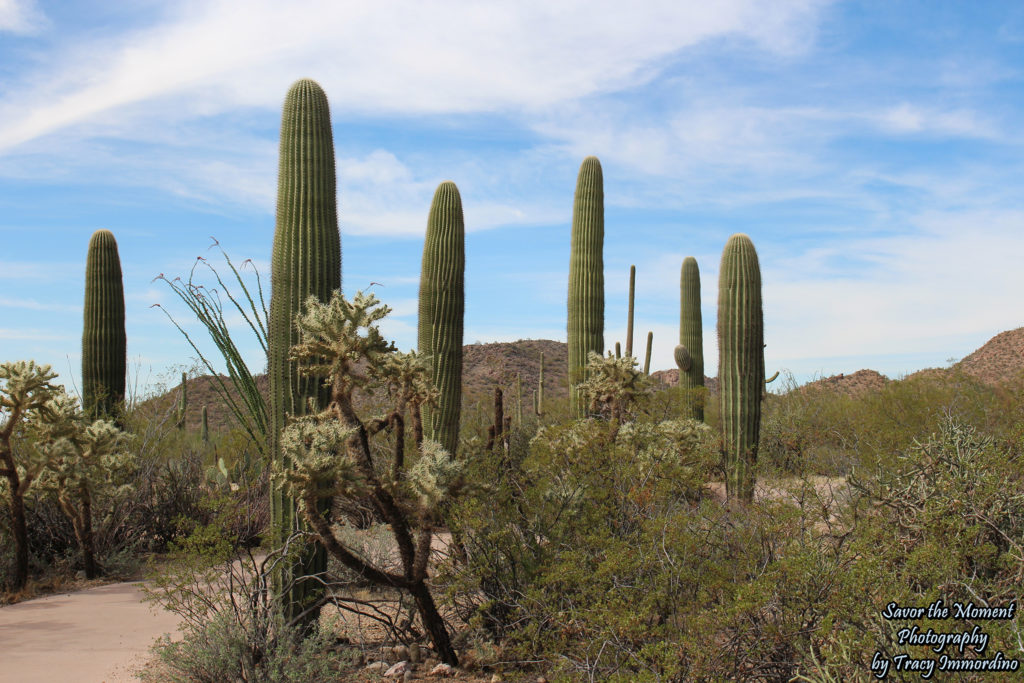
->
{"left": 0, "top": 0, "right": 828, "bottom": 152}
{"left": 0, "top": 0, "right": 45, "bottom": 34}
{"left": 875, "top": 103, "right": 996, "bottom": 138}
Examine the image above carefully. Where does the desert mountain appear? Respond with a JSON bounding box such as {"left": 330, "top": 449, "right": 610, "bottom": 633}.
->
{"left": 142, "top": 326, "right": 1024, "bottom": 433}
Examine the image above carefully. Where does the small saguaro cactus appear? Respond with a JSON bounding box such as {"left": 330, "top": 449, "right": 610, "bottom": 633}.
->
{"left": 626, "top": 264, "right": 636, "bottom": 357}
{"left": 176, "top": 372, "right": 187, "bottom": 429}
{"left": 82, "top": 229, "right": 126, "bottom": 420}
{"left": 535, "top": 351, "right": 545, "bottom": 417}
{"left": 201, "top": 405, "right": 209, "bottom": 443}
{"left": 679, "top": 256, "right": 705, "bottom": 422}
{"left": 615, "top": 342, "right": 621, "bottom": 359}
{"left": 515, "top": 373, "right": 523, "bottom": 424}
{"left": 268, "top": 77, "right": 342, "bottom": 625}
{"left": 643, "top": 331, "right": 653, "bottom": 375}
{"left": 417, "top": 181, "right": 466, "bottom": 458}
{"left": 717, "top": 235, "right": 764, "bottom": 503}
{"left": 567, "top": 156, "right": 605, "bottom": 418}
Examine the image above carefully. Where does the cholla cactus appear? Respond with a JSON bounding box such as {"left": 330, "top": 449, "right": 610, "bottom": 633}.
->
{"left": 0, "top": 360, "right": 63, "bottom": 590}
{"left": 577, "top": 351, "right": 650, "bottom": 422}
{"left": 407, "top": 439, "right": 465, "bottom": 513}
{"left": 281, "top": 289, "right": 459, "bottom": 666}
{"left": 32, "top": 388, "right": 134, "bottom": 579}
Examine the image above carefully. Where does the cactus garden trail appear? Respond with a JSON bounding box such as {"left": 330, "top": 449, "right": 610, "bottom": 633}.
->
{"left": 0, "top": 580, "right": 182, "bottom": 682}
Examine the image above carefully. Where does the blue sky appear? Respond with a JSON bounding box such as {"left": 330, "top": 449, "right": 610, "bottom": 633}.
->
{"left": 2, "top": 0, "right": 1023, "bottom": 399}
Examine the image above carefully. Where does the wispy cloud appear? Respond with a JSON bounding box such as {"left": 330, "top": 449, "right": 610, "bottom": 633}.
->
{"left": 0, "top": 0, "right": 46, "bottom": 34}
{"left": 0, "top": 1, "right": 828, "bottom": 152}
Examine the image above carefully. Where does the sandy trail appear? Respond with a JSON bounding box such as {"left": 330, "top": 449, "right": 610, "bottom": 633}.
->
{"left": 0, "top": 581, "right": 182, "bottom": 683}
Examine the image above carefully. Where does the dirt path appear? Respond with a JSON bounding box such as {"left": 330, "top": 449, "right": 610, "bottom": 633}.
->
{"left": 0, "top": 581, "right": 182, "bottom": 683}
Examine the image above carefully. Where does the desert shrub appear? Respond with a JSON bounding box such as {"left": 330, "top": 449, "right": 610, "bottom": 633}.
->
{"left": 144, "top": 528, "right": 350, "bottom": 683}
{"left": 445, "top": 397, "right": 1024, "bottom": 682}
{"left": 758, "top": 376, "right": 859, "bottom": 477}
{"left": 442, "top": 413, "right": 723, "bottom": 677}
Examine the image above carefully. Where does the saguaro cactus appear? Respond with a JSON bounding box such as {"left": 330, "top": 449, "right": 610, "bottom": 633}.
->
{"left": 201, "top": 405, "right": 209, "bottom": 443}
{"left": 417, "top": 181, "right": 465, "bottom": 458}
{"left": 626, "top": 265, "right": 636, "bottom": 357}
{"left": 176, "top": 372, "right": 187, "bottom": 429}
{"left": 567, "top": 156, "right": 605, "bottom": 418}
{"left": 82, "top": 229, "right": 126, "bottom": 420}
{"left": 535, "top": 351, "right": 545, "bottom": 417}
{"left": 643, "top": 331, "right": 653, "bottom": 375}
{"left": 268, "top": 78, "right": 341, "bottom": 623}
{"left": 678, "top": 257, "right": 705, "bottom": 422}
{"left": 717, "top": 235, "right": 764, "bottom": 503}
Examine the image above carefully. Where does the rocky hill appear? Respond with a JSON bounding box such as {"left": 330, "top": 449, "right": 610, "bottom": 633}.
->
{"left": 955, "top": 327, "right": 1024, "bottom": 385}
{"left": 140, "top": 326, "right": 1024, "bottom": 433}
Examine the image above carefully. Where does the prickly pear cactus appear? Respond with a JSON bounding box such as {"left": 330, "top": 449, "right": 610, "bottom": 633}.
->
{"left": 717, "top": 235, "right": 764, "bottom": 502}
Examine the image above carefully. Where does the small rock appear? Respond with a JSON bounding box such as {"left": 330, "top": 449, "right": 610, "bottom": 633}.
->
{"left": 364, "top": 660, "right": 389, "bottom": 672}
{"left": 536, "top": 677, "right": 549, "bottom": 683}
{"left": 385, "top": 661, "right": 410, "bottom": 678}
{"left": 429, "top": 662, "right": 455, "bottom": 677}
{"left": 490, "top": 675, "right": 504, "bottom": 683}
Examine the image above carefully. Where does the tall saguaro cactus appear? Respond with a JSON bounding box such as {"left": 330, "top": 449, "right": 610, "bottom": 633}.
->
{"left": 717, "top": 235, "right": 764, "bottom": 503}
{"left": 567, "top": 156, "right": 605, "bottom": 418}
{"left": 268, "top": 78, "right": 341, "bottom": 623}
{"left": 678, "top": 256, "right": 705, "bottom": 422}
{"left": 82, "top": 229, "right": 126, "bottom": 420}
{"left": 417, "top": 181, "right": 465, "bottom": 457}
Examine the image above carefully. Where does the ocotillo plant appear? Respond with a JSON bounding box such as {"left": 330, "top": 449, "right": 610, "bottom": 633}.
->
{"left": 679, "top": 256, "right": 705, "bottom": 421}
{"left": 82, "top": 229, "right": 126, "bottom": 420}
{"left": 717, "top": 235, "right": 764, "bottom": 503}
{"left": 626, "top": 264, "right": 635, "bottom": 357}
{"left": 417, "top": 181, "right": 465, "bottom": 458}
{"left": 268, "top": 78, "right": 341, "bottom": 624}
{"left": 567, "top": 156, "right": 605, "bottom": 418}
{"left": 176, "top": 372, "right": 187, "bottom": 430}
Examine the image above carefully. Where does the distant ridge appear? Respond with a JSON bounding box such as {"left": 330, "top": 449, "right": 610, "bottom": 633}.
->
{"left": 139, "top": 326, "right": 1024, "bottom": 432}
